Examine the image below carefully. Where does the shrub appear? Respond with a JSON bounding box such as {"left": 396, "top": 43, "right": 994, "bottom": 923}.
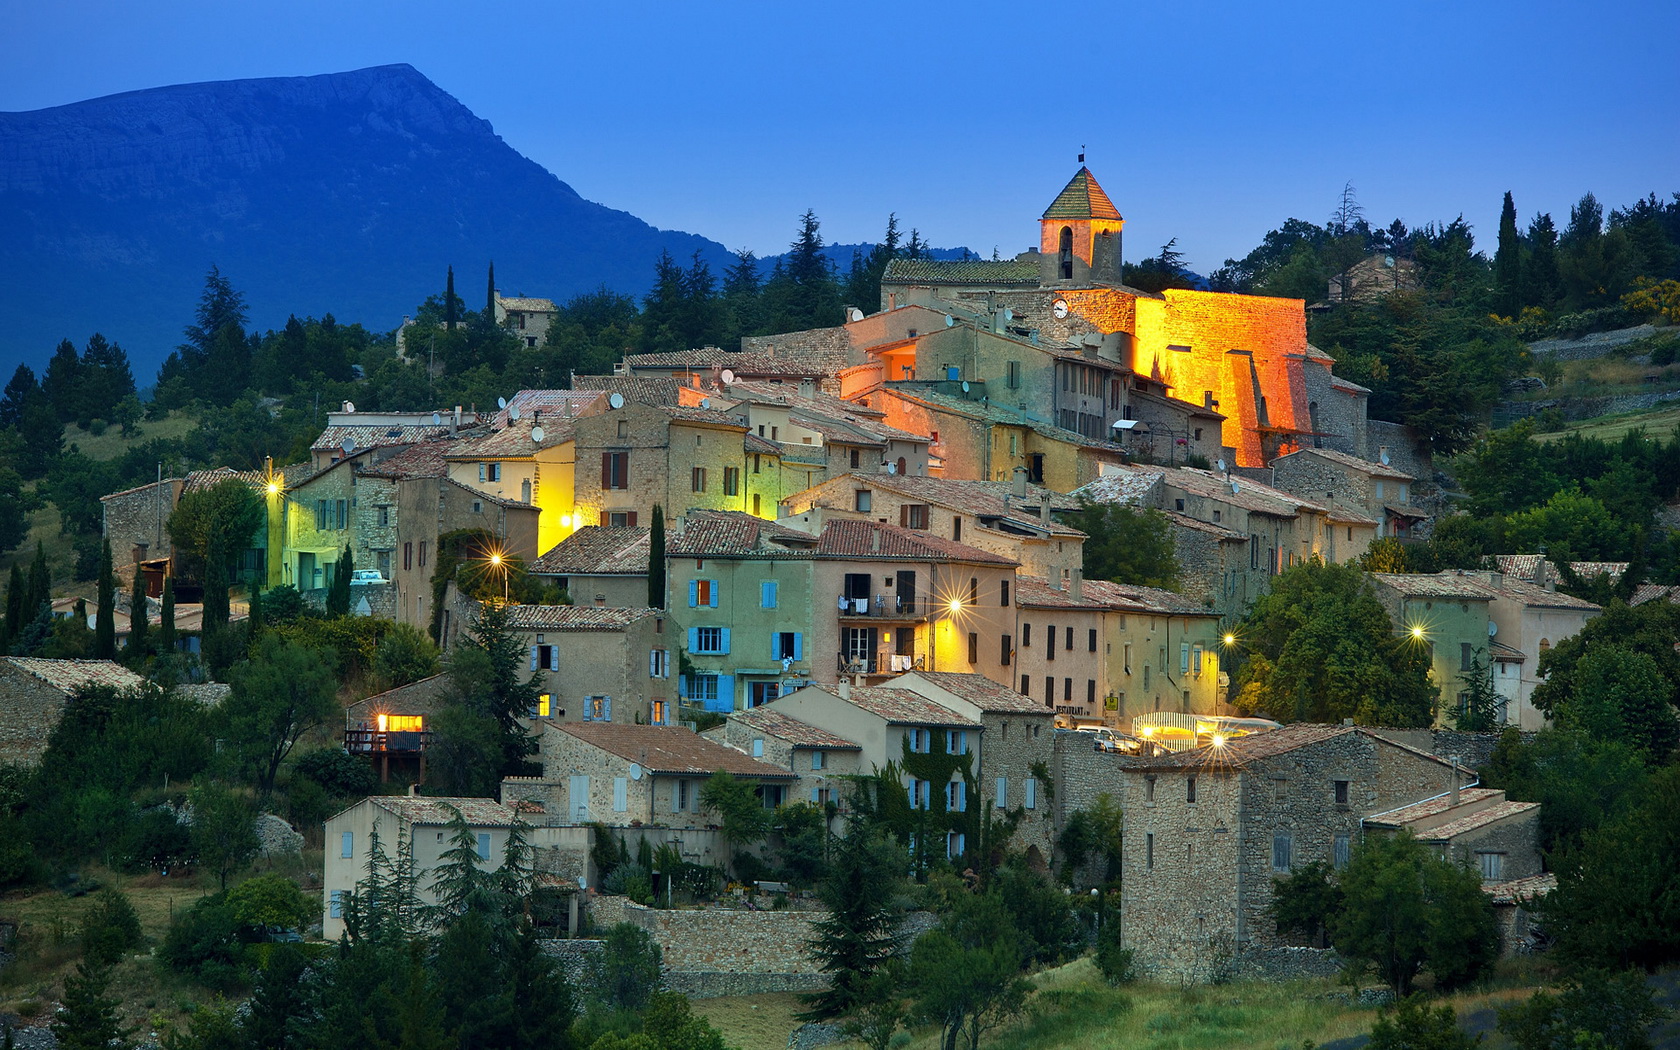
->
{"left": 291, "top": 748, "right": 378, "bottom": 799}
{"left": 80, "top": 888, "right": 144, "bottom": 966}
{"left": 159, "top": 894, "right": 248, "bottom": 991}
{"left": 1094, "top": 922, "right": 1135, "bottom": 985}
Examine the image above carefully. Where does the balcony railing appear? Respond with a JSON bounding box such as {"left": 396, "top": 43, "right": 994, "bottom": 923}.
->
{"left": 345, "top": 729, "right": 434, "bottom": 755}
{"left": 836, "top": 650, "right": 927, "bottom": 676}
{"left": 836, "top": 595, "right": 938, "bottom": 619}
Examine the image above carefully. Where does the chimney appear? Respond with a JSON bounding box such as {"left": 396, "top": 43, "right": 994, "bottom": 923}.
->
{"left": 408, "top": 782, "right": 418, "bottom": 797}
{"left": 1013, "top": 467, "right": 1028, "bottom": 498}
{"left": 799, "top": 377, "right": 816, "bottom": 399}
{"left": 451, "top": 405, "right": 461, "bottom": 437}
{"left": 837, "top": 679, "right": 852, "bottom": 700}
{"left": 1449, "top": 757, "right": 1462, "bottom": 806}
{"left": 1070, "top": 568, "right": 1083, "bottom": 600}
{"left": 871, "top": 528, "right": 880, "bottom": 553}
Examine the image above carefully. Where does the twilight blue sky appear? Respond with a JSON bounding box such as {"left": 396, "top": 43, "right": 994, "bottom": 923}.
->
{"left": 3, "top": 0, "right": 1677, "bottom": 277}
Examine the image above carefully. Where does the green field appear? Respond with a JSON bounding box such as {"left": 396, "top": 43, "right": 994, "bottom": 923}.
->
{"left": 1532, "top": 403, "right": 1680, "bottom": 444}
{"left": 59, "top": 410, "right": 199, "bottom": 461}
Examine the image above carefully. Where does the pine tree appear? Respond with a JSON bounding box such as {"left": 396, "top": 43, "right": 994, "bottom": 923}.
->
{"left": 158, "top": 575, "right": 176, "bottom": 655}
{"left": 799, "top": 809, "right": 907, "bottom": 1020}
{"left": 94, "top": 539, "right": 116, "bottom": 659}
{"left": 445, "top": 266, "right": 459, "bottom": 329}
{"left": 51, "top": 960, "right": 131, "bottom": 1050}
{"left": 648, "top": 504, "right": 666, "bottom": 608}
{"left": 123, "top": 563, "right": 147, "bottom": 663}
{"left": 327, "top": 546, "right": 353, "bottom": 617}
{"left": 1526, "top": 213, "right": 1562, "bottom": 308}
{"left": 41, "top": 339, "right": 83, "bottom": 423}
{"left": 1494, "top": 191, "right": 1524, "bottom": 317}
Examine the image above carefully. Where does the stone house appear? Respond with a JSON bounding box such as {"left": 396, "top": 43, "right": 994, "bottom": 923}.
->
{"left": 308, "top": 413, "right": 462, "bottom": 471}
{"left": 1363, "top": 786, "right": 1542, "bottom": 884}
{"left": 1268, "top": 447, "right": 1429, "bottom": 539}
{"left": 702, "top": 707, "right": 864, "bottom": 808}
{"left": 342, "top": 673, "right": 455, "bottom": 784}
{"left": 779, "top": 471, "right": 1086, "bottom": 585}
{"left": 323, "top": 795, "right": 524, "bottom": 941}
{"left": 1369, "top": 573, "right": 1499, "bottom": 726}
{"left": 443, "top": 413, "right": 595, "bottom": 558}
{"left": 529, "top": 525, "right": 652, "bottom": 609}
{"left": 0, "top": 657, "right": 146, "bottom": 766}
{"left": 1461, "top": 571, "right": 1601, "bottom": 730}
{"left": 1325, "top": 253, "right": 1421, "bottom": 304}
{"left": 100, "top": 477, "right": 184, "bottom": 566}
{"left": 509, "top": 722, "right": 798, "bottom": 828}
{"left": 502, "top": 604, "right": 675, "bottom": 727}
{"left": 713, "top": 378, "right": 931, "bottom": 486}
{"left": 494, "top": 295, "right": 560, "bottom": 348}
{"left": 1114, "top": 723, "right": 1513, "bottom": 981}
{"left": 666, "top": 511, "right": 820, "bottom": 713}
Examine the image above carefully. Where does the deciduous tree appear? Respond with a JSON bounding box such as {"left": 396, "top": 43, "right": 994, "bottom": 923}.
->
{"left": 224, "top": 634, "right": 339, "bottom": 795}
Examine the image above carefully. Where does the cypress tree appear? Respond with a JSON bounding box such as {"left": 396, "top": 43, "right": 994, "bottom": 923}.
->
{"left": 327, "top": 545, "right": 353, "bottom": 617}
{"left": 26, "top": 542, "right": 49, "bottom": 617}
{"left": 486, "top": 261, "right": 497, "bottom": 322}
{"left": 202, "top": 551, "right": 229, "bottom": 640}
{"left": 1494, "top": 191, "right": 1524, "bottom": 317}
{"left": 159, "top": 576, "right": 176, "bottom": 655}
{"left": 445, "top": 266, "right": 458, "bottom": 329}
{"left": 247, "top": 581, "right": 264, "bottom": 639}
{"left": 2, "top": 564, "right": 23, "bottom": 647}
{"left": 648, "top": 504, "right": 666, "bottom": 608}
{"left": 94, "top": 539, "right": 116, "bottom": 659}
{"left": 125, "top": 565, "right": 148, "bottom": 662}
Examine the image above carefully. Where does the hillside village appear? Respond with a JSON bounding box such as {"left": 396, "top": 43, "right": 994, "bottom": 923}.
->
{"left": 4, "top": 166, "right": 1680, "bottom": 1048}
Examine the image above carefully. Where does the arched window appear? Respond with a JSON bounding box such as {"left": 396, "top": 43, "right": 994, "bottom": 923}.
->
{"left": 1058, "top": 226, "right": 1074, "bottom": 280}
{"left": 896, "top": 456, "right": 907, "bottom": 475}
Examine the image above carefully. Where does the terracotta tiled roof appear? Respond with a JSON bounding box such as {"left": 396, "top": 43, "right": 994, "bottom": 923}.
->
{"left": 661, "top": 404, "right": 749, "bottom": 429}
{"left": 347, "top": 673, "right": 454, "bottom": 718}
{"left": 498, "top": 297, "right": 557, "bottom": 313}
{"left": 532, "top": 527, "right": 651, "bottom": 576}
{"left": 1486, "top": 872, "right": 1556, "bottom": 905}
{"left": 1073, "top": 469, "right": 1164, "bottom": 506}
{"left": 730, "top": 709, "right": 861, "bottom": 750}
{"left": 840, "top": 687, "right": 981, "bottom": 728}
{"left": 1364, "top": 788, "right": 1503, "bottom": 828}
{"left": 1489, "top": 641, "right": 1527, "bottom": 662}
{"left": 744, "top": 433, "right": 781, "bottom": 456}
{"left": 101, "top": 478, "right": 182, "bottom": 503}
{"left": 183, "top": 464, "right": 316, "bottom": 494}
{"left": 737, "top": 328, "right": 854, "bottom": 377}
{"left": 1013, "top": 575, "right": 1113, "bottom": 611}
{"left": 502, "top": 605, "right": 661, "bottom": 631}
{"left": 1135, "top": 723, "right": 1353, "bottom": 769}
{"left": 573, "top": 375, "right": 684, "bottom": 405}
{"left": 1370, "top": 572, "right": 1494, "bottom": 601}
{"left": 1470, "top": 573, "right": 1602, "bottom": 612}
{"left": 369, "top": 796, "right": 521, "bottom": 827}
{"left": 816, "top": 520, "right": 1018, "bottom": 566}
{"left": 1042, "top": 167, "right": 1123, "bottom": 221}
{"left": 357, "top": 439, "right": 455, "bottom": 480}
{"left": 883, "top": 258, "right": 1041, "bottom": 287}
{"left": 1160, "top": 465, "right": 1374, "bottom": 523}
{"left": 843, "top": 473, "right": 1085, "bottom": 535}
{"left": 1274, "top": 446, "right": 1413, "bottom": 481}
{"left": 1631, "top": 584, "right": 1680, "bottom": 607}
{"left": 494, "top": 389, "right": 604, "bottom": 427}
{"left": 311, "top": 424, "right": 452, "bottom": 453}
{"left": 1088, "top": 579, "right": 1214, "bottom": 617}
{"left": 1567, "top": 561, "right": 1628, "bottom": 581}
{"left": 1161, "top": 510, "right": 1247, "bottom": 540}
{"left": 903, "top": 672, "right": 1046, "bottom": 715}
{"left": 669, "top": 511, "right": 816, "bottom": 559}
{"left": 2, "top": 657, "right": 145, "bottom": 693}
{"left": 555, "top": 722, "right": 797, "bottom": 779}
{"left": 447, "top": 417, "right": 574, "bottom": 459}
{"left": 1423, "top": 800, "right": 1541, "bottom": 840}
{"left": 888, "top": 386, "right": 1132, "bottom": 456}
{"left": 623, "top": 347, "right": 835, "bottom": 380}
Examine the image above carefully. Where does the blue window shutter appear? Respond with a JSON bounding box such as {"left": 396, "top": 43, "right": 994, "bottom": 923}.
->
{"left": 708, "top": 581, "right": 719, "bottom": 608}
{"left": 793, "top": 632, "right": 803, "bottom": 660}
{"left": 771, "top": 633, "right": 779, "bottom": 660}
{"left": 549, "top": 647, "right": 559, "bottom": 671}
{"left": 712, "top": 674, "right": 735, "bottom": 713}
{"left": 341, "top": 831, "right": 353, "bottom": 858}
{"left": 996, "top": 777, "right": 1007, "bottom": 809}
{"left": 719, "top": 628, "right": 731, "bottom": 654}
{"left": 678, "top": 675, "right": 688, "bottom": 699}
{"left": 688, "top": 580, "right": 698, "bottom": 607}
{"left": 603, "top": 696, "right": 612, "bottom": 721}
{"left": 687, "top": 627, "right": 699, "bottom": 652}
{"left": 811, "top": 787, "right": 821, "bottom": 803}
{"left": 529, "top": 646, "right": 539, "bottom": 671}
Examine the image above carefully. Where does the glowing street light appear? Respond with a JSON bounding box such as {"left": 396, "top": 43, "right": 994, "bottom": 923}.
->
{"left": 1410, "top": 624, "right": 1426, "bottom": 640}
{"left": 1223, "top": 632, "right": 1236, "bottom": 646}
{"left": 1211, "top": 733, "right": 1227, "bottom": 748}
{"left": 947, "top": 598, "right": 963, "bottom": 614}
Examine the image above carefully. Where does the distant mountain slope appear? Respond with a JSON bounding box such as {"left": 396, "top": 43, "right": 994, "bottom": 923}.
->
{"left": 0, "top": 64, "right": 733, "bottom": 378}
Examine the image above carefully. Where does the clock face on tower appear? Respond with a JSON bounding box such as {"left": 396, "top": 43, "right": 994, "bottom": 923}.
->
{"left": 1052, "top": 299, "right": 1069, "bottom": 319}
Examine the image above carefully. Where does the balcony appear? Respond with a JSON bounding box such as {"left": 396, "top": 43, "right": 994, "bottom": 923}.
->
{"left": 345, "top": 728, "right": 434, "bottom": 755}
{"left": 836, "top": 649, "right": 927, "bottom": 677}
{"left": 836, "top": 595, "right": 939, "bottom": 620}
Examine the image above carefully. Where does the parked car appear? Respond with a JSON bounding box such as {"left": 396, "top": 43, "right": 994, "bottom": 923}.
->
{"left": 350, "top": 569, "right": 388, "bottom": 585}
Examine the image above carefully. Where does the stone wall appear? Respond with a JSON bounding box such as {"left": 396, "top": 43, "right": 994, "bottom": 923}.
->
{"left": 1364, "top": 421, "right": 1433, "bottom": 489}
{"left": 100, "top": 478, "right": 182, "bottom": 563}
{"left": 0, "top": 667, "right": 70, "bottom": 767}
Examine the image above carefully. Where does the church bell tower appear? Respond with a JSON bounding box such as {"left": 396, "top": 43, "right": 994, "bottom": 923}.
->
{"left": 1039, "top": 167, "right": 1124, "bottom": 286}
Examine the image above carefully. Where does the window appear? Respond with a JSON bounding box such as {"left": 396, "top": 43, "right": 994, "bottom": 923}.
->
{"left": 688, "top": 674, "right": 719, "bottom": 703}
{"left": 1020, "top": 675, "right": 1030, "bottom": 697}
{"left": 690, "top": 579, "right": 717, "bottom": 607}
{"left": 952, "top": 516, "right": 962, "bottom": 541}
{"left": 536, "top": 693, "right": 552, "bottom": 718}
{"left": 855, "top": 489, "right": 872, "bottom": 512}
{"left": 752, "top": 493, "right": 761, "bottom": 515}
{"left": 1087, "top": 679, "right": 1096, "bottom": 707}
{"left": 618, "top": 419, "right": 629, "bottom": 438}
{"left": 1025, "top": 777, "right": 1038, "bottom": 809}
{"left": 476, "top": 833, "right": 491, "bottom": 860}
{"left": 761, "top": 580, "right": 778, "bottom": 608}
{"left": 676, "top": 780, "right": 690, "bottom": 812}
{"left": 482, "top": 462, "right": 501, "bottom": 483}
{"left": 1046, "top": 630, "right": 1055, "bottom": 661}
{"left": 1145, "top": 833, "right": 1155, "bottom": 870}
{"left": 945, "top": 781, "right": 966, "bottom": 812}
{"left": 900, "top": 503, "right": 929, "bottom": 530}
{"left": 1477, "top": 852, "right": 1504, "bottom": 881}
{"left": 692, "top": 467, "right": 707, "bottom": 493}
{"left": 1272, "top": 831, "right": 1293, "bottom": 872}
{"left": 752, "top": 738, "right": 765, "bottom": 757}
{"left": 1022, "top": 623, "right": 1031, "bottom": 647}
{"left": 584, "top": 696, "right": 612, "bottom": 721}
{"left": 811, "top": 750, "right": 826, "bottom": 770}
{"left": 995, "top": 777, "right": 1008, "bottom": 808}
{"left": 967, "top": 631, "right": 978, "bottom": 664}
{"left": 1145, "top": 776, "right": 1156, "bottom": 802}
{"left": 1088, "top": 628, "right": 1098, "bottom": 653}
{"left": 773, "top": 631, "right": 801, "bottom": 660}
{"left": 1191, "top": 643, "right": 1204, "bottom": 675}
{"left": 1334, "top": 834, "right": 1351, "bottom": 869}
{"left": 909, "top": 778, "right": 931, "bottom": 809}
{"left": 340, "top": 831, "right": 353, "bottom": 858}
{"left": 946, "top": 730, "right": 968, "bottom": 755}
{"left": 330, "top": 890, "right": 347, "bottom": 919}
{"left": 1045, "top": 676, "right": 1054, "bottom": 701}
{"left": 1186, "top": 776, "right": 1197, "bottom": 803}
{"left": 1006, "top": 360, "right": 1021, "bottom": 389}
{"left": 1001, "top": 634, "right": 1012, "bottom": 665}
{"left": 752, "top": 454, "right": 762, "bottom": 474}
{"left": 724, "top": 467, "right": 740, "bottom": 496}
{"left": 1000, "top": 580, "right": 1010, "bottom": 607}
{"left": 694, "top": 626, "right": 727, "bottom": 654}
{"left": 649, "top": 649, "right": 669, "bottom": 678}
{"left": 613, "top": 777, "right": 628, "bottom": 812}
{"left": 1124, "top": 644, "right": 1132, "bottom": 673}
{"left": 419, "top": 541, "right": 427, "bottom": 567}
{"left": 404, "top": 542, "right": 413, "bottom": 571}
{"left": 908, "top": 728, "right": 931, "bottom": 753}
{"left": 377, "top": 505, "right": 391, "bottom": 526}
{"left": 1065, "top": 626, "right": 1074, "bottom": 651}
{"left": 1461, "top": 642, "right": 1474, "bottom": 672}
{"left": 1334, "top": 780, "right": 1350, "bottom": 805}
{"left": 602, "top": 451, "right": 629, "bottom": 490}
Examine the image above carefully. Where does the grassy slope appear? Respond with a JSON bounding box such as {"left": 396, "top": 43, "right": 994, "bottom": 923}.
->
{"left": 59, "top": 411, "right": 199, "bottom": 463}
{"left": 1533, "top": 403, "right": 1680, "bottom": 443}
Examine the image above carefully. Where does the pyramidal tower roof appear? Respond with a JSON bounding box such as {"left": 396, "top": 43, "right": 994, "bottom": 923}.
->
{"left": 1042, "top": 167, "right": 1122, "bottom": 221}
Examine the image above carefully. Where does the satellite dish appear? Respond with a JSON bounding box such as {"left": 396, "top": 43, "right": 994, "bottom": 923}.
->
{"left": 509, "top": 405, "right": 521, "bottom": 421}
{"left": 342, "top": 439, "right": 356, "bottom": 454}
{"left": 699, "top": 398, "right": 711, "bottom": 410}
{"left": 608, "top": 392, "right": 625, "bottom": 409}
{"left": 577, "top": 875, "right": 588, "bottom": 890}
{"left": 1379, "top": 450, "right": 1391, "bottom": 465}
{"left": 1003, "top": 308, "right": 1013, "bottom": 321}
{"left": 720, "top": 368, "right": 736, "bottom": 384}
{"left": 961, "top": 381, "right": 971, "bottom": 394}
{"left": 847, "top": 307, "right": 864, "bottom": 323}
{"left": 886, "top": 461, "right": 898, "bottom": 475}
{"left": 344, "top": 401, "right": 355, "bottom": 413}
{"left": 944, "top": 314, "right": 954, "bottom": 328}
{"left": 531, "top": 425, "right": 545, "bottom": 444}
{"left": 1487, "top": 621, "right": 1498, "bottom": 637}
{"left": 629, "top": 763, "right": 643, "bottom": 781}
{"left": 498, "top": 397, "right": 508, "bottom": 409}
{"left": 1230, "top": 482, "right": 1241, "bottom": 495}
{"left": 1216, "top": 458, "right": 1227, "bottom": 472}
{"left": 432, "top": 412, "right": 442, "bottom": 425}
